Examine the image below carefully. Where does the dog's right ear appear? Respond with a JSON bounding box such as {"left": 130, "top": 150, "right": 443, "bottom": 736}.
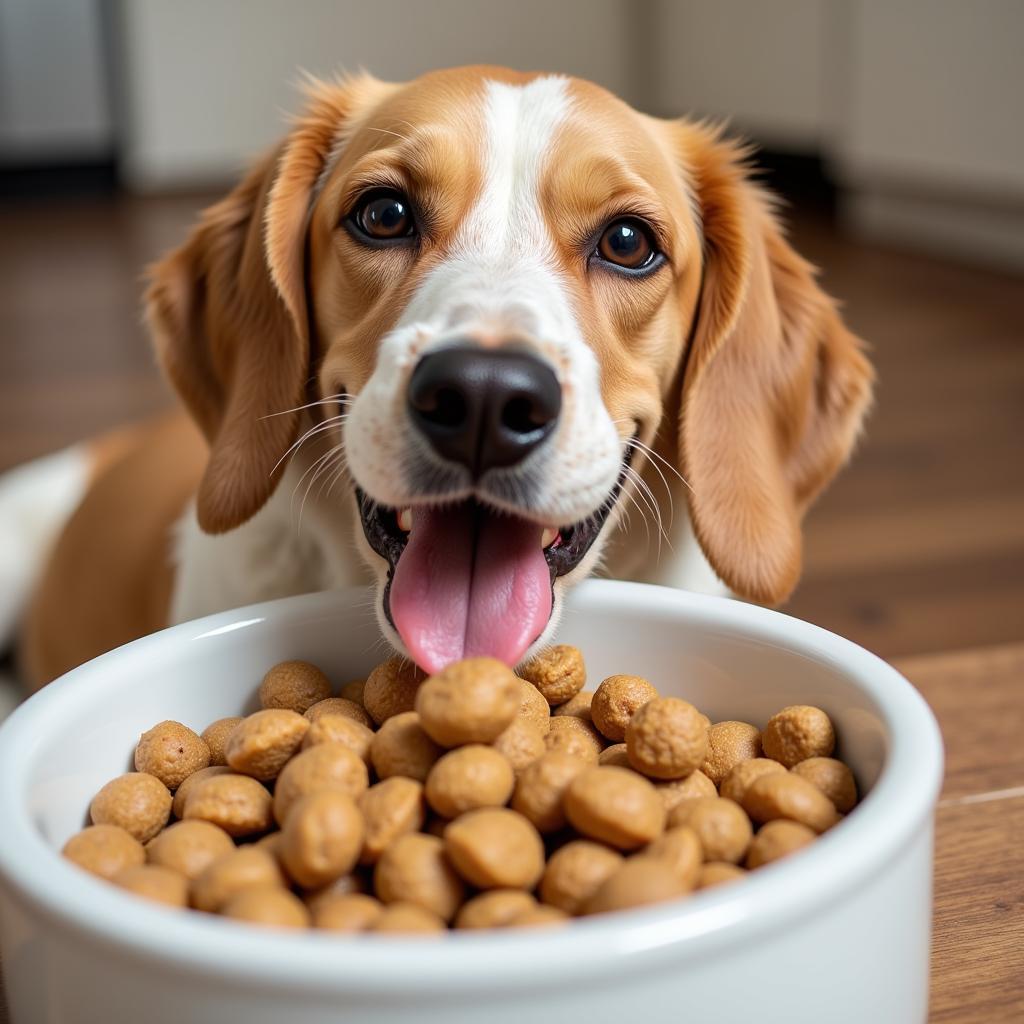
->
{"left": 145, "top": 73, "right": 391, "bottom": 534}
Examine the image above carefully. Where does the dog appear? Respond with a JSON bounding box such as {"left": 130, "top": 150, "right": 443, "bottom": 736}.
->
{"left": 2, "top": 66, "right": 872, "bottom": 691}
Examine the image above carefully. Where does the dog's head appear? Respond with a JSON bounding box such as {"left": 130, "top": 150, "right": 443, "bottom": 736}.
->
{"left": 147, "top": 67, "right": 872, "bottom": 673}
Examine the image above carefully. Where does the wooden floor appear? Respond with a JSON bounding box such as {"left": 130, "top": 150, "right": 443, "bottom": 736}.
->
{"left": 1, "top": 192, "right": 1022, "bottom": 661}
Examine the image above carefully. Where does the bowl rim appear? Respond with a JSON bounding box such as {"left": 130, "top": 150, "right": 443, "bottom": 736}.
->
{"left": 0, "top": 580, "right": 944, "bottom": 993}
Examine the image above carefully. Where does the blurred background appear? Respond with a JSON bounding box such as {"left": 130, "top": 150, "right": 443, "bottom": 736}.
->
{"left": 1, "top": 0, "right": 1021, "bottom": 661}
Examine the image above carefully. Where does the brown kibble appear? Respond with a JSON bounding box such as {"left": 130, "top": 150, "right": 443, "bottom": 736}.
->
{"left": 371, "top": 711, "right": 443, "bottom": 782}
{"left": 304, "top": 697, "right": 373, "bottom": 730}
{"left": 625, "top": 697, "right": 709, "bottom": 780}
{"left": 761, "top": 705, "right": 836, "bottom": 767}
{"left": 363, "top": 657, "right": 426, "bottom": 726}
{"left": 590, "top": 675, "right": 658, "bottom": 741}
{"left": 201, "top": 717, "right": 245, "bottom": 767}
{"left": 564, "top": 766, "right": 665, "bottom": 850}
{"left": 552, "top": 689, "right": 594, "bottom": 722}
{"left": 746, "top": 820, "right": 817, "bottom": 869}
{"left": 62, "top": 824, "right": 145, "bottom": 880}
{"left": 222, "top": 886, "right": 310, "bottom": 929}
{"left": 584, "top": 856, "right": 690, "bottom": 915}
{"left": 113, "top": 864, "right": 188, "bottom": 907}
{"left": 455, "top": 890, "right": 537, "bottom": 929}
{"left": 791, "top": 757, "right": 858, "bottom": 813}
{"left": 273, "top": 743, "right": 369, "bottom": 824}
{"left": 491, "top": 717, "right": 547, "bottom": 771}
{"left": 644, "top": 826, "right": 702, "bottom": 885}
{"left": 668, "top": 797, "right": 753, "bottom": 864}
{"left": 225, "top": 709, "right": 309, "bottom": 781}
{"left": 515, "top": 678, "right": 552, "bottom": 733}
{"left": 375, "top": 833, "right": 465, "bottom": 922}
{"left": 302, "top": 714, "right": 375, "bottom": 764}
{"left": 518, "top": 645, "right": 586, "bottom": 706}
{"left": 172, "top": 766, "right": 232, "bottom": 819}
{"left": 191, "top": 847, "right": 283, "bottom": 912}
{"left": 507, "top": 904, "right": 569, "bottom": 928}
{"left": 444, "top": 808, "right": 545, "bottom": 890}
{"left": 719, "top": 758, "right": 788, "bottom": 805}
{"left": 259, "top": 660, "right": 332, "bottom": 714}
{"left": 702, "top": 721, "right": 762, "bottom": 785}
{"left": 359, "top": 777, "right": 426, "bottom": 865}
{"left": 280, "top": 790, "right": 365, "bottom": 888}
{"left": 312, "top": 893, "right": 383, "bottom": 932}
{"left": 741, "top": 772, "right": 840, "bottom": 834}
{"left": 425, "top": 745, "right": 515, "bottom": 819}
{"left": 146, "top": 820, "right": 234, "bottom": 880}
{"left": 511, "top": 752, "right": 587, "bottom": 833}
{"left": 698, "top": 862, "right": 747, "bottom": 888}
{"left": 543, "top": 716, "right": 603, "bottom": 763}
{"left": 539, "top": 840, "right": 623, "bottom": 914}
{"left": 303, "top": 872, "right": 369, "bottom": 912}
{"left": 416, "top": 658, "right": 520, "bottom": 747}
{"left": 370, "top": 901, "right": 445, "bottom": 934}
{"left": 90, "top": 772, "right": 172, "bottom": 843}
{"left": 135, "top": 721, "right": 211, "bottom": 790}
{"left": 655, "top": 769, "right": 717, "bottom": 812}
{"left": 339, "top": 679, "right": 366, "bottom": 705}
{"left": 597, "top": 743, "right": 630, "bottom": 768}
{"left": 182, "top": 773, "right": 273, "bottom": 838}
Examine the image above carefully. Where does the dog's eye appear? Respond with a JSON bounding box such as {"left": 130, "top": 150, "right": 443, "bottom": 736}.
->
{"left": 350, "top": 190, "right": 416, "bottom": 242}
{"left": 595, "top": 219, "right": 658, "bottom": 271}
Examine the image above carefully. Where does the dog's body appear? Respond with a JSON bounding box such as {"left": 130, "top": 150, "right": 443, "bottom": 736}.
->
{"left": 5, "top": 67, "right": 872, "bottom": 690}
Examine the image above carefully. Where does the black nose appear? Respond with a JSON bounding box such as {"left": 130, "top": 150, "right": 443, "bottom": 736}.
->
{"left": 407, "top": 345, "right": 562, "bottom": 476}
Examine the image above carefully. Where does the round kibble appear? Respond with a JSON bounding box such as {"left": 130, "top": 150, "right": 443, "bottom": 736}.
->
{"left": 222, "top": 886, "right": 310, "bottom": 928}
{"left": 511, "top": 752, "right": 587, "bottom": 834}
{"left": 375, "top": 833, "right": 465, "bottom": 922}
{"left": 668, "top": 797, "right": 752, "bottom": 863}
{"left": 492, "top": 718, "right": 547, "bottom": 771}
{"left": 597, "top": 743, "right": 629, "bottom": 767}
{"left": 702, "top": 721, "right": 762, "bottom": 786}
{"left": 201, "top": 717, "right": 244, "bottom": 767}
{"left": 364, "top": 657, "right": 426, "bottom": 726}
{"left": 552, "top": 689, "right": 593, "bottom": 722}
{"left": 746, "top": 820, "right": 817, "bottom": 869}
{"left": 643, "top": 825, "right": 702, "bottom": 885}
{"left": 259, "top": 660, "right": 332, "bottom": 714}
{"left": 625, "top": 697, "right": 709, "bottom": 780}
{"left": 425, "top": 745, "right": 515, "bottom": 819}
{"left": 698, "top": 862, "right": 747, "bottom": 888}
{"left": 416, "top": 658, "right": 520, "bottom": 747}
{"left": 791, "top": 757, "right": 858, "bottom": 813}
{"left": 516, "top": 678, "right": 552, "bottom": 732}
{"left": 302, "top": 714, "right": 375, "bottom": 764}
{"left": 303, "top": 872, "right": 369, "bottom": 912}
{"left": 304, "top": 697, "right": 373, "bottom": 729}
{"left": 225, "top": 709, "right": 309, "bottom": 781}
{"left": 719, "top": 758, "right": 788, "bottom": 805}
{"left": 584, "top": 856, "right": 690, "bottom": 915}
{"left": 182, "top": 773, "right": 273, "bottom": 837}
{"left": 312, "top": 893, "right": 383, "bottom": 932}
{"left": 741, "top": 773, "right": 839, "bottom": 834}
{"left": 590, "top": 675, "right": 658, "bottom": 741}
{"left": 62, "top": 824, "right": 144, "bottom": 880}
{"left": 455, "top": 890, "right": 537, "bottom": 929}
{"left": 146, "top": 820, "right": 234, "bottom": 880}
{"left": 359, "top": 777, "right": 426, "bottom": 864}
{"left": 90, "top": 773, "right": 172, "bottom": 843}
{"left": 539, "top": 840, "right": 623, "bottom": 914}
{"left": 543, "top": 716, "right": 602, "bottom": 762}
{"left": 172, "top": 765, "right": 232, "bottom": 818}
{"left": 135, "top": 721, "right": 211, "bottom": 790}
{"left": 761, "top": 705, "right": 836, "bottom": 767}
{"left": 339, "top": 679, "right": 366, "bottom": 705}
{"left": 655, "top": 769, "right": 717, "bottom": 812}
{"left": 113, "top": 864, "right": 188, "bottom": 907}
{"left": 280, "top": 790, "right": 365, "bottom": 888}
{"left": 564, "top": 766, "right": 665, "bottom": 850}
{"left": 444, "top": 808, "right": 545, "bottom": 890}
{"left": 191, "top": 847, "right": 283, "bottom": 913}
{"left": 370, "top": 902, "right": 445, "bottom": 934}
{"left": 518, "top": 645, "right": 586, "bottom": 706}
{"left": 371, "top": 712, "right": 443, "bottom": 782}
{"left": 507, "top": 904, "right": 569, "bottom": 928}
{"left": 273, "top": 743, "right": 369, "bottom": 824}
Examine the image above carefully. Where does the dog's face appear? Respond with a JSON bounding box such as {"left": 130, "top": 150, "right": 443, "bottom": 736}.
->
{"left": 148, "top": 67, "right": 872, "bottom": 673}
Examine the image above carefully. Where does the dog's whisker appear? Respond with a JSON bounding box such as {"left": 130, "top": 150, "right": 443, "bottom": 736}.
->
{"left": 260, "top": 393, "right": 354, "bottom": 420}
{"left": 289, "top": 443, "right": 343, "bottom": 520}
{"left": 269, "top": 415, "right": 346, "bottom": 478}
{"left": 623, "top": 440, "right": 676, "bottom": 528}
{"left": 624, "top": 435, "right": 694, "bottom": 495}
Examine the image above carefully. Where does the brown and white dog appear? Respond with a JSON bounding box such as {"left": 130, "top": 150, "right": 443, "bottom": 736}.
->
{"left": 1, "top": 66, "right": 872, "bottom": 692}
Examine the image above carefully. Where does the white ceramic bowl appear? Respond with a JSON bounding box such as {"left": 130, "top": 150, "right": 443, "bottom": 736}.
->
{"left": 0, "top": 580, "right": 943, "bottom": 1024}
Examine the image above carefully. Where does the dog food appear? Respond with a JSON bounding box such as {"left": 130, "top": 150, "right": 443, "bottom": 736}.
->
{"left": 63, "top": 647, "right": 861, "bottom": 934}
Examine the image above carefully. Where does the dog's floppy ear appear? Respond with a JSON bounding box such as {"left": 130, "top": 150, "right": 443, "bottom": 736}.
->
{"left": 676, "top": 126, "right": 873, "bottom": 604}
{"left": 146, "top": 74, "right": 387, "bottom": 533}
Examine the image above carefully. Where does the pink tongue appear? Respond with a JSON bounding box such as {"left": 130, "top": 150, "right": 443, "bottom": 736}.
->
{"left": 389, "top": 505, "right": 553, "bottom": 674}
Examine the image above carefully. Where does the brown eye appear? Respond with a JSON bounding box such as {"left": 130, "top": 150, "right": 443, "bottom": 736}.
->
{"left": 596, "top": 219, "right": 658, "bottom": 271}
{"left": 351, "top": 190, "right": 416, "bottom": 241}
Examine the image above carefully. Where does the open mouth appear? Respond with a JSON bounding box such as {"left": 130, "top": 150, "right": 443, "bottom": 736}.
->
{"left": 357, "top": 450, "right": 632, "bottom": 673}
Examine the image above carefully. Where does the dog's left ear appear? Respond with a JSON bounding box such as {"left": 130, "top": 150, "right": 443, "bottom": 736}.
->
{"left": 674, "top": 125, "right": 874, "bottom": 604}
